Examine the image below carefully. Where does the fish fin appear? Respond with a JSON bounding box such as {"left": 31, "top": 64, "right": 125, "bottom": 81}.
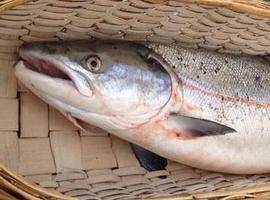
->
{"left": 131, "top": 144, "right": 167, "bottom": 172}
{"left": 168, "top": 113, "right": 236, "bottom": 137}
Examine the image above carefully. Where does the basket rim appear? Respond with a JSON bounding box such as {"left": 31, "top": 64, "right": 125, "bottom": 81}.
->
{"left": 0, "top": 163, "right": 75, "bottom": 200}
{"left": 1, "top": 0, "right": 270, "bottom": 17}
{"left": 2, "top": 162, "right": 270, "bottom": 200}
{"left": 0, "top": 0, "right": 270, "bottom": 199}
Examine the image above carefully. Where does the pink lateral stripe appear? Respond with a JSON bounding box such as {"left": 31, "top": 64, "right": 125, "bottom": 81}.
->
{"left": 182, "top": 81, "right": 269, "bottom": 108}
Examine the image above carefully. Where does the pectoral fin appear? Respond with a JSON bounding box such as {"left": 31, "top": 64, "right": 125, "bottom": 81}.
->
{"left": 167, "top": 113, "right": 236, "bottom": 137}
{"left": 131, "top": 144, "right": 167, "bottom": 172}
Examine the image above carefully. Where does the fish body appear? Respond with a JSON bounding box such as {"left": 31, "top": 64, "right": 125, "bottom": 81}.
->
{"left": 15, "top": 41, "right": 270, "bottom": 174}
{"left": 147, "top": 44, "right": 270, "bottom": 173}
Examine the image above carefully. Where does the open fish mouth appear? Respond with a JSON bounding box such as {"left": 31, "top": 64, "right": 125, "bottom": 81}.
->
{"left": 17, "top": 50, "right": 95, "bottom": 132}
{"left": 21, "top": 55, "right": 71, "bottom": 81}
{"left": 19, "top": 47, "right": 93, "bottom": 98}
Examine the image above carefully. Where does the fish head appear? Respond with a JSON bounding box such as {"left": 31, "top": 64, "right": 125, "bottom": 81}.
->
{"left": 15, "top": 41, "right": 174, "bottom": 131}
{"left": 18, "top": 41, "right": 149, "bottom": 96}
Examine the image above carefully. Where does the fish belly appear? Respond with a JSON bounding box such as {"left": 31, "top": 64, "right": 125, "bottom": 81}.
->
{"left": 112, "top": 115, "right": 270, "bottom": 174}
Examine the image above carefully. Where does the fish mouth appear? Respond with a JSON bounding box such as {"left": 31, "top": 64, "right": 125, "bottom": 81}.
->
{"left": 19, "top": 49, "right": 92, "bottom": 97}
{"left": 18, "top": 49, "right": 96, "bottom": 132}
{"left": 21, "top": 54, "right": 72, "bottom": 82}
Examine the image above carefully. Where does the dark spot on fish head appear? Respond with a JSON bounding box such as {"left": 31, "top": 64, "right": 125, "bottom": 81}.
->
{"left": 225, "top": 60, "right": 228, "bottom": 64}
{"left": 196, "top": 75, "right": 200, "bottom": 79}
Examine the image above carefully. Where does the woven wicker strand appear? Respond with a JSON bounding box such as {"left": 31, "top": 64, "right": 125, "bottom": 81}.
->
{"left": 0, "top": 0, "right": 268, "bottom": 56}
{"left": 0, "top": 0, "right": 31, "bottom": 14}
{"left": 0, "top": 164, "right": 270, "bottom": 200}
{"left": 1, "top": 0, "right": 270, "bottom": 17}
{"left": 0, "top": 0, "right": 270, "bottom": 200}
{"left": 3, "top": 161, "right": 270, "bottom": 200}
{"left": 0, "top": 163, "right": 75, "bottom": 200}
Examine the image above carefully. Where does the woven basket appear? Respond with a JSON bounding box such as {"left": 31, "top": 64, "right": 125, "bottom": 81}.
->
{"left": 0, "top": 0, "right": 270, "bottom": 199}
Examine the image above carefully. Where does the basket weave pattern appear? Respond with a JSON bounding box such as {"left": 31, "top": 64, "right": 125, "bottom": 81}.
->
{"left": 0, "top": 0, "right": 270, "bottom": 200}
{"left": 0, "top": 0, "right": 269, "bottom": 59}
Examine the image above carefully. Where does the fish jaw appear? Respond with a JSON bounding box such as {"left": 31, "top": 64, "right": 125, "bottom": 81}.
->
{"left": 19, "top": 48, "right": 93, "bottom": 98}
{"left": 17, "top": 45, "right": 112, "bottom": 130}
{"left": 15, "top": 61, "right": 96, "bottom": 129}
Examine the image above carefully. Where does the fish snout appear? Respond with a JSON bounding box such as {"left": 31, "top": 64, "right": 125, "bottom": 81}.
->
{"left": 20, "top": 42, "right": 60, "bottom": 56}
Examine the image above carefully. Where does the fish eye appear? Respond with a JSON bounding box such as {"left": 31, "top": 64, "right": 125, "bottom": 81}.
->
{"left": 86, "top": 55, "right": 101, "bottom": 72}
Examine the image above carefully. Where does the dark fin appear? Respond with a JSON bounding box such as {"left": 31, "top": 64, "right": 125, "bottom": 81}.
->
{"left": 168, "top": 113, "right": 236, "bottom": 137}
{"left": 131, "top": 144, "right": 167, "bottom": 172}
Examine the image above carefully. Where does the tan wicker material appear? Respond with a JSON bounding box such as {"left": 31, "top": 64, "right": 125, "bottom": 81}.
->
{"left": 0, "top": 0, "right": 270, "bottom": 199}
{"left": 0, "top": 0, "right": 268, "bottom": 56}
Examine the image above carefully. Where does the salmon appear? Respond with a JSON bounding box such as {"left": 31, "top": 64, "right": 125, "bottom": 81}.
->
{"left": 15, "top": 41, "right": 270, "bottom": 174}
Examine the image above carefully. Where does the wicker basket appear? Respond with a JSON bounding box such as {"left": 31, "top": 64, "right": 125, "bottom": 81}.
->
{"left": 0, "top": 0, "right": 270, "bottom": 199}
